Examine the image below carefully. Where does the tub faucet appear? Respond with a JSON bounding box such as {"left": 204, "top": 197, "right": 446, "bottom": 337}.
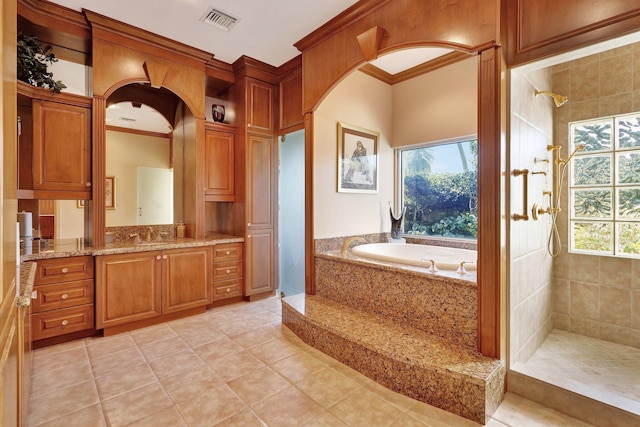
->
{"left": 420, "top": 258, "right": 438, "bottom": 273}
{"left": 341, "top": 236, "right": 366, "bottom": 254}
{"left": 457, "top": 261, "right": 475, "bottom": 275}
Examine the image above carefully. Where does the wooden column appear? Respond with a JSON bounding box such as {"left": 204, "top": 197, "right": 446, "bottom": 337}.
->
{"left": 91, "top": 96, "right": 106, "bottom": 247}
{"left": 477, "top": 46, "right": 504, "bottom": 358}
{"left": 304, "top": 112, "right": 315, "bottom": 294}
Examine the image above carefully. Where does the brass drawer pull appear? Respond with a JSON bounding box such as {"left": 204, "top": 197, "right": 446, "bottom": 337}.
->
{"left": 226, "top": 250, "right": 230, "bottom": 255}
{"left": 61, "top": 320, "right": 69, "bottom": 326}
{"left": 61, "top": 267, "right": 69, "bottom": 273}
{"left": 156, "top": 255, "right": 161, "bottom": 260}
{"left": 226, "top": 269, "right": 230, "bottom": 274}
{"left": 61, "top": 293, "right": 68, "bottom": 299}
{"left": 226, "top": 287, "right": 230, "bottom": 293}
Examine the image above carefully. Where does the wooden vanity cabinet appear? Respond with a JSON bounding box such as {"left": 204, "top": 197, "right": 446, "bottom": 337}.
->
{"left": 31, "top": 256, "right": 95, "bottom": 341}
{"left": 96, "top": 247, "right": 211, "bottom": 331}
{"left": 212, "top": 243, "right": 243, "bottom": 301}
{"left": 204, "top": 123, "right": 236, "bottom": 202}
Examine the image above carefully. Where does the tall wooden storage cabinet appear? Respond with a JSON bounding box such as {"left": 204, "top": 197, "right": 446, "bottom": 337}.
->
{"left": 228, "top": 70, "right": 278, "bottom": 298}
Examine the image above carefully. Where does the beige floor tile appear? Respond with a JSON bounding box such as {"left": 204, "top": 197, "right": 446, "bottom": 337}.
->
{"left": 207, "top": 349, "right": 266, "bottom": 381}
{"left": 138, "top": 334, "right": 190, "bottom": 361}
{"left": 407, "top": 400, "right": 479, "bottom": 427}
{"left": 388, "top": 412, "right": 429, "bottom": 427}
{"left": 130, "top": 323, "right": 178, "bottom": 346}
{"left": 95, "top": 362, "right": 157, "bottom": 400}
{"left": 148, "top": 348, "right": 207, "bottom": 379}
{"left": 299, "top": 345, "right": 341, "bottom": 367}
{"left": 301, "top": 411, "right": 348, "bottom": 427}
{"left": 365, "top": 380, "right": 419, "bottom": 412}
{"left": 160, "top": 367, "right": 225, "bottom": 406}
{"left": 227, "top": 366, "right": 291, "bottom": 405}
{"left": 126, "top": 406, "right": 188, "bottom": 427}
{"left": 212, "top": 409, "right": 267, "bottom": 427}
{"left": 251, "top": 386, "right": 324, "bottom": 427}
{"left": 331, "top": 361, "right": 374, "bottom": 386}
{"left": 28, "top": 403, "right": 106, "bottom": 427}
{"left": 101, "top": 382, "right": 174, "bottom": 426}
{"left": 175, "top": 382, "right": 249, "bottom": 427}
{"left": 248, "top": 337, "right": 300, "bottom": 365}
{"left": 30, "top": 361, "right": 94, "bottom": 396}
{"left": 329, "top": 388, "right": 405, "bottom": 427}
{"left": 294, "top": 367, "right": 360, "bottom": 408}
{"left": 90, "top": 347, "right": 147, "bottom": 378}
{"left": 230, "top": 328, "right": 277, "bottom": 349}
{"left": 85, "top": 333, "right": 136, "bottom": 359}
{"left": 491, "top": 393, "right": 593, "bottom": 427}
{"left": 28, "top": 380, "right": 99, "bottom": 426}
{"left": 170, "top": 322, "right": 223, "bottom": 348}
{"left": 270, "top": 351, "right": 328, "bottom": 383}
{"left": 32, "top": 346, "right": 89, "bottom": 375}
{"left": 33, "top": 339, "right": 85, "bottom": 360}
{"left": 193, "top": 335, "right": 244, "bottom": 361}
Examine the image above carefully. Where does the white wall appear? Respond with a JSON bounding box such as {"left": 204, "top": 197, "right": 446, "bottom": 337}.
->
{"left": 105, "top": 130, "right": 171, "bottom": 226}
{"left": 314, "top": 71, "right": 394, "bottom": 238}
{"left": 392, "top": 57, "right": 477, "bottom": 147}
{"left": 55, "top": 200, "right": 85, "bottom": 239}
{"left": 47, "top": 58, "right": 91, "bottom": 96}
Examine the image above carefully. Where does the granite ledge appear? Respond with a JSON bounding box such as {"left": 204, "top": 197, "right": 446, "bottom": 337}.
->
{"left": 20, "top": 233, "right": 243, "bottom": 262}
{"left": 17, "top": 261, "right": 37, "bottom": 307}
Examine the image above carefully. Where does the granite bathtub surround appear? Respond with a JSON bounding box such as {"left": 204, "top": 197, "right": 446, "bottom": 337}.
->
{"left": 316, "top": 252, "right": 478, "bottom": 348}
{"left": 282, "top": 247, "right": 505, "bottom": 424}
{"left": 105, "top": 224, "right": 178, "bottom": 243}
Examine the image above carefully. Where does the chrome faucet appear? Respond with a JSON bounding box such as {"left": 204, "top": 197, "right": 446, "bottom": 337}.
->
{"left": 145, "top": 227, "right": 153, "bottom": 242}
{"left": 341, "top": 236, "right": 366, "bottom": 254}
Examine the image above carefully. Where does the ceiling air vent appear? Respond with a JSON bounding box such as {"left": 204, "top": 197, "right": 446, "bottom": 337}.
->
{"left": 200, "top": 7, "right": 239, "bottom": 32}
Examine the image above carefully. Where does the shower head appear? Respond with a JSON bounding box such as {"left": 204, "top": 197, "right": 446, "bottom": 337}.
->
{"left": 535, "top": 90, "right": 568, "bottom": 107}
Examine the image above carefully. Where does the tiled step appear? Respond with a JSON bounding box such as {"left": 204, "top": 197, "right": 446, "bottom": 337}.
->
{"left": 282, "top": 293, "right": 505, "bottom": 424}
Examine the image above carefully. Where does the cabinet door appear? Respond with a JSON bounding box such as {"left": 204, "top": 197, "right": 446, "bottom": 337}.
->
{"left": 96, "top": 252, "right": 162, "bottom": 328}
{"left": 205, "top": 130, "right": 235, "bottom": 201}
{"left": 247, "top": 133, "right": 274, "bottom": 228}
{"left": 245, "top": 229, "right": 274, "bottom": 295}
{"left": 162, "top": 247, "right": 211, "bottom": 314}
{"left": 32, "top": 100, "right": 91, "bottom": 198}
{"left": 247, "top": 79, "right": 273, "bottom": 133}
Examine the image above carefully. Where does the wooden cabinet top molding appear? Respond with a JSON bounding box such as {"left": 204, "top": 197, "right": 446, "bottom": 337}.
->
{"left": 295, "top": 0, "right": 497, "bottom": 112}
{"left": 17, "top": 81, "right": 92, "bottom": 108}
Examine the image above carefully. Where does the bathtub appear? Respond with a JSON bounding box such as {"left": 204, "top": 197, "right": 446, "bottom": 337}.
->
{"left": 351, "top": 242, "right": 477, "bottom": 271}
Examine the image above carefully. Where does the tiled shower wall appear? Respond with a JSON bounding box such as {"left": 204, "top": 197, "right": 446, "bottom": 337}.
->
{"left": 551, "top": 43, "right": 640, "bottom": 348}
{"left": 509, "top": 68, "right": 555, "bottom": 364}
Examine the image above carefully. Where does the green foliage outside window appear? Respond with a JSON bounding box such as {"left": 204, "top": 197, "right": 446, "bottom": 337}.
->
{"left": 401, "top": 140, "right": 478, "bottom": 239}
{"left": 570, "top": 114, "right": 640, "bottom": 257}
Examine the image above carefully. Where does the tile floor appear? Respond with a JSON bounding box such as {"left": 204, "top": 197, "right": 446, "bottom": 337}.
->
{"left": 512, "top": 329, "right": 640, "bottom": 415}
{"left": 28, "top": 297, "right": 593, "bottom": 427}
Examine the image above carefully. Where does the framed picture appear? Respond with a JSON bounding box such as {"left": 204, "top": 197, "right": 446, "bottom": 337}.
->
{"left": 77, "top": 200, "right": 85, "bottom": 208}
{"left": 105, "top": 176, "right": 116, "bottom": 210}
{"left": 337, "top": 122, "right": 379, "bottom": 193}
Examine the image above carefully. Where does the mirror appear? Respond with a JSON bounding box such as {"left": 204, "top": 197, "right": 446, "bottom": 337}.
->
{"left": 105, "top": 84, "right": 187, "bottom": 227}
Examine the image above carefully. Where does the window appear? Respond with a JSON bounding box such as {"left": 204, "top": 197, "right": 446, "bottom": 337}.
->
{"left": 569, "top": 113, "right": 640, "bottom": 257}
{"left": 399, "top": 138, "right": 478, "bottom": 239}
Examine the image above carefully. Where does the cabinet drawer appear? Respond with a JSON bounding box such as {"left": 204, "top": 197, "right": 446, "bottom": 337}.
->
{"left": 213, "top": 278, "right": 243, "bottom": 301}
{"left": 32, "top": 304, "right": 94, "bottom": 341}
{"left": 212, "top": 243, "right": 242, "bottom": 262}
{"left": 212, "top": 260, "right": 242, "bottom": 281}
{"left": 35, "top": 256, "right": 94, "bottom": 285}
{"left": 32, "top": 279, "right": 94, "bottom": 313}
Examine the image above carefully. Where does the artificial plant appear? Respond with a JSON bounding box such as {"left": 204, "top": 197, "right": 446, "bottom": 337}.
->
{"left": 17, "top": 32, "right": 66, "bottom": 93}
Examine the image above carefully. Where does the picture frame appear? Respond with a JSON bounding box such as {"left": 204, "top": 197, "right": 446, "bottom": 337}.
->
{"left": 337, "top": 122, "right": 379, "bottom": 193}
{"left": 105, "top": 176, "right": 116, "bottom": 210}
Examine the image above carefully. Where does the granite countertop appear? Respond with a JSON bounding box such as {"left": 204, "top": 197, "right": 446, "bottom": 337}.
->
{"left": 20, "top": 233, "right": 243, "bottom": 262}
